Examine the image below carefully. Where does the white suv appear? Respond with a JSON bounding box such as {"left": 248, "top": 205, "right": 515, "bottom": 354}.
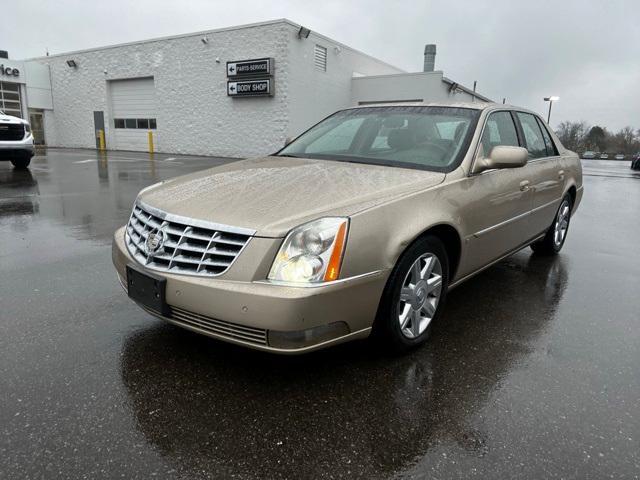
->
{"left": 0, "top": 110, "right": 34, "bottom": 169}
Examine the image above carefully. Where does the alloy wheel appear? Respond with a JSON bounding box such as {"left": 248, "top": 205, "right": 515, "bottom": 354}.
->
{"left": 554, "top": 200, "right": 571, "bottom": 247}
{"left": 397, "top": 253, "right": 443, "bottom": 339}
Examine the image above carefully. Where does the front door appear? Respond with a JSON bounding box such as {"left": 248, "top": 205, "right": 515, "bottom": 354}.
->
{"left": 457, "top": 110, "right": 534, "bottom": 277}
{"left": 28, "top": 110, "right": 45, "bottom": 145}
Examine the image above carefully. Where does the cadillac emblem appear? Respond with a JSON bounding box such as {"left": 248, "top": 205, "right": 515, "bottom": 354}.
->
{"left": 144, "top": 228, "right": 166, "bottom": 257}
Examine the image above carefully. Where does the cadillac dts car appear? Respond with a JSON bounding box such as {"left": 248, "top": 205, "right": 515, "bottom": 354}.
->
{"left": 112, "top": 102, "right": 583, "bottom": 354}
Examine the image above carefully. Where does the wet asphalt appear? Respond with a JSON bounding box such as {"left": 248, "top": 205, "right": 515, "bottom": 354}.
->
{"left": 1, "top": 150, "right": 639, "bottom": 479}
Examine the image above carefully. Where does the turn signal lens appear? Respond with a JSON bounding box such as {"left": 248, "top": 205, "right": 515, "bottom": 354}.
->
{"left": 324, "top": 221, "right": 347, "bottom": 281}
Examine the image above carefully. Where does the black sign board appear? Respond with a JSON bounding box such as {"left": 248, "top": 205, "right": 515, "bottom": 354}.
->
{"left": 227, "top": 79, "right": 272, "bottom": 97}
{"left": 227, "top": 58, "right": 274, "bottom": 78}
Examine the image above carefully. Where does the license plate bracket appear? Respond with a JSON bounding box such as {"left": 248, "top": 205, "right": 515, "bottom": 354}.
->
{"left": 126, "top": 264, "right": 168, "bottom": 315}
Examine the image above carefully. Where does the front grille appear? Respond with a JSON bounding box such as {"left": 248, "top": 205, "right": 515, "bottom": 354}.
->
{"left": 125, "top": 202, "right": 253, "bottom": 277}
{"left": 0, "top": 123, "right": 25, "bottom": 141}
{"left": 169, "top": 306, "right": 268, "bottom": 345}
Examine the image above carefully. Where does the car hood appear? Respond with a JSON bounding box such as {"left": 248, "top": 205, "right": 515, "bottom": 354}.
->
{"left": 0, "top": 114, "right": 27, "bottom": 124}
{"left": 140, "top": 156, "right": 445, "bottom": 237}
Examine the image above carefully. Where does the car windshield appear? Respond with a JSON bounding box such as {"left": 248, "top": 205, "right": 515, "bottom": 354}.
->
{"left": 277, "top": 106, "right": 480, "bottom": 171}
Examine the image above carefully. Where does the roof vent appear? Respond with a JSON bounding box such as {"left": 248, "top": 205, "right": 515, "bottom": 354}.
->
{"left": 423, "top": 44, "right": 436, "bottom": 72}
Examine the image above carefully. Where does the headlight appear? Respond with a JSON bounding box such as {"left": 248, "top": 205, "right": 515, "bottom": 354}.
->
{"left": 268, "top": 217, "right": 349, "bottom": 284}
{"left": 24, "top": 123, "right": 31, "bottom": 133}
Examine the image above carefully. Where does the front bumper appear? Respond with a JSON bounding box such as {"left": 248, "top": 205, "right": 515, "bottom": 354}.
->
{"left": 112, "top": 227, "right": 388, "bottom": 354}
{"left": 0, "top": 134, "right": 35, "bottom": 159}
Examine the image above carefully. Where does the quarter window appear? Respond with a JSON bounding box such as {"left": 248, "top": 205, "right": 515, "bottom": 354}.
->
{"left": 479, "top": 111, "right": 519, "bottom": 158}
{"left": 516, "top": 112, "right": 548, "bottom": 159}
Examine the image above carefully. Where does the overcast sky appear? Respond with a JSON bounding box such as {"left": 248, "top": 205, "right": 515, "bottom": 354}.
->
{"left": 5, "top": 0, "right": 639, "bottom": 131}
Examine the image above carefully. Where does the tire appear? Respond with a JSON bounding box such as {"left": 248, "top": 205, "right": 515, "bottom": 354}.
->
{"left": 10, "top": 156, "right": 31, "bottom": 169}
{"left": 530, "top": 194, "right": 572, "bottom": 255}
{"left": 372, "top": 235, "right": 449, "bottom": 353}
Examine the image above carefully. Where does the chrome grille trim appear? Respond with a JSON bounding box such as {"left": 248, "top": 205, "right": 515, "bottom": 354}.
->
{"left": 125, "top": 201, "right": 254, "bottom": 277}
{"left": 170, "top": 306, "right": 268, "bottom": 345}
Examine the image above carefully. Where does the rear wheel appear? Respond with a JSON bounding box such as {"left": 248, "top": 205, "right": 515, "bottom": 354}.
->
{"left": 373, "top": 235, "right": 449, "bottom": 353}
{"left": 10, "top": 156, "right": 31, "bottom": 169}
{"left": 531, "top": 194, "right": 572, "bottom": 255}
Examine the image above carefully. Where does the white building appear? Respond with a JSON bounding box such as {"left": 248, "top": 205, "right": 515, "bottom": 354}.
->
{"left": 5, "top": 19, "right": 490, "bottom": 158}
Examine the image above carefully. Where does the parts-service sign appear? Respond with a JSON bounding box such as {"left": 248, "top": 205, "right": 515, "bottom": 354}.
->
{"left": 226, "top": 58, "right": 273, "bottom": 78}
{"left": 227, "top": 79, "right": 272, "bottom": 97}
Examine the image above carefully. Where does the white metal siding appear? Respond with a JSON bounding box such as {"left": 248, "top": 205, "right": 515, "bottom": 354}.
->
{"left": 109, "top": 77, "right": 156, "bottom": 151}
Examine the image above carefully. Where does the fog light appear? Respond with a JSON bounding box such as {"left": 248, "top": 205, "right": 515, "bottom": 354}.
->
{"left": 268, "top": 322, "right": 350, "bottom": 349}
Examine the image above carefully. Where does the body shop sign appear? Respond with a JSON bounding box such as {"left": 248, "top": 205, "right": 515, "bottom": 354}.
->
{"left": 227, "top": 79, "right": 272, "bottom": 97}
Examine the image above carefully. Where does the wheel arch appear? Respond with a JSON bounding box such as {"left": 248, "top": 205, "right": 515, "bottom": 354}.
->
{"left": 396, "top": 223, "right": 463, "bottom": 283}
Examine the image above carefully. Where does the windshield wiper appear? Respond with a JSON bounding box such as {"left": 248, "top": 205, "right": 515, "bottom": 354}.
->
{"left": 276, "top": 154, "right": 302, "bottom": 158}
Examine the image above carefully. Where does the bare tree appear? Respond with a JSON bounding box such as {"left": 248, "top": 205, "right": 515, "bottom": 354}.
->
{"left": 610, "top": 126, "right": 637, "bottom": 154}
{"left": 556, "top": 121, "right": 589, "bottom": 152}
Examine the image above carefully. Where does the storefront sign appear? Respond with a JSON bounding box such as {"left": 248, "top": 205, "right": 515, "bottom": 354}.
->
{"left": 227, "top": 79, "right": 272, "bottom": 97}
{"left": 226, "top": 58, "right": 273, "bottom": 78}
{"left": 0, "top": 64, "right": 20, "bottom": 77}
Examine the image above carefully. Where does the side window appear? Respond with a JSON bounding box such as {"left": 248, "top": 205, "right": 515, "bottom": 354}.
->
{"left": 480, "top": 111, "right": 519, "bottom": 158}
{"left": 516, "top": 112, "right": 548, "bottom": 159}
{"left": 535, "top": 116, "right": 558, "bottom": 156}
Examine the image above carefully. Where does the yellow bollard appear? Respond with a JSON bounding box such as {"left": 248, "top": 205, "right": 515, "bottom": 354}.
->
{"left": 98, "top": 129, "right": 106, "bottom": 151}
{"left": 148, "top": 131, "right": 154, "bottom": 154}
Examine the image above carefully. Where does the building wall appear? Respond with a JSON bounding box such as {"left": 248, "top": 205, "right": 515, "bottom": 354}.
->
{"left": 34, "top": 21, "right": 293, "bottom": 157}
{"left": 286, "top": 28, "right": 404, "bottom": 138}
{"left": 23, "top": 62, "right": 53, "bottom": 110}
{"left": 29, "top": 20, "right": 405, "bottom": 156}
{"left": 43, "top": 110, "right": 58, "bottom": 146}
{"left": 351, "top": 71, "right": 482, "bottom": 105}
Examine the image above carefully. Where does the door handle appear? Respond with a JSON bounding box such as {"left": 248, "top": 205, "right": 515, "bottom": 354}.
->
{"left": 558, "top": 170, "right": 565, "bottom": 180}
{"left": 519, "top": 180, "right": 530, "bottom": 191}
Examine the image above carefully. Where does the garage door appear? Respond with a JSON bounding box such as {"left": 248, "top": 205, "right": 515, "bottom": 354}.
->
{"left": 109, "top": 77, "right": 157, "bottom": 151}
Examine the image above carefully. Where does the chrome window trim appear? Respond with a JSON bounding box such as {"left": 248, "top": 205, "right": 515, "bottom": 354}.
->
{"left": 137, "top": 199, "right": 256, "bottom": 237}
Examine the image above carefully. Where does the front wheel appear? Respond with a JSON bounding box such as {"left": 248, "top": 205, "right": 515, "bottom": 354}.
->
{"left": 10, "top": 156, "right": 31, "bottom": 169}
{"left": 531, "top": 194, "right": 572, "bottom": 255}
{"left": 372, "top": 235, "right": 449, "bottom": 353}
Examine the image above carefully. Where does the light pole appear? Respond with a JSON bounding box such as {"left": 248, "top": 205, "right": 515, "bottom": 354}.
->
{"left": 544, "top": 96, "right": 559, "bottom": 124}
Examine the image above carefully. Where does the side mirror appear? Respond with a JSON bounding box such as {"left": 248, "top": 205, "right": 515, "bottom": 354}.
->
{"left": 473, "top": 146, "right": 528, "bottom": 174}
{"left": 284, "top": 137, "right": 293, "bottom": 147}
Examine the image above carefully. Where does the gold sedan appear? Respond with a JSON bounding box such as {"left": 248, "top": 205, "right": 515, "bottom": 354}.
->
{"left": 112, "top": 102, "right": 583, "bottom": 354}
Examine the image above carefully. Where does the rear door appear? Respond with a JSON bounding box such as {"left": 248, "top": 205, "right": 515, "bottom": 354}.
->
{"left": 514, "top": 112, "right": 565, "bottom": 237}
{"left": 459, "top": 110, "right": 534, "bottom": 276}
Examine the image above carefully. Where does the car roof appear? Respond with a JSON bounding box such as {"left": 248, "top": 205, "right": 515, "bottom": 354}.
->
{"left": 348, "top": 101, "right": 538, "bottom": 115}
